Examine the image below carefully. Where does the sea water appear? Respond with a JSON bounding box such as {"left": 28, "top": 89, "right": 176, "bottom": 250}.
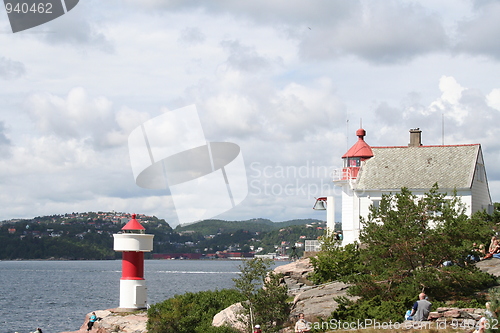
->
{"left": 0, "top": 260, "right": 288, "bottom": 333}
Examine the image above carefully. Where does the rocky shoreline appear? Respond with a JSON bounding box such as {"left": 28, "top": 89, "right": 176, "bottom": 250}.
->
{"left": 63, "top": 258, "right": 500, "bottom": 333}
{"left": 59, "top": 309, "right": 148, "bottom": 333}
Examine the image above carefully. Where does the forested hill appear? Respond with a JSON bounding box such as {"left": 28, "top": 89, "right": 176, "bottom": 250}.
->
{"left": 174, "top": 218, "right": 324, "bottom": 235}
{"left": 0, "top": 212, "right": 327, "bottom": 260}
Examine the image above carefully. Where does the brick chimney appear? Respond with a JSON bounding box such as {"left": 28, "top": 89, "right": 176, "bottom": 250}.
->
{"left": 408, "top": 128, "right": 422, "bottom": 147}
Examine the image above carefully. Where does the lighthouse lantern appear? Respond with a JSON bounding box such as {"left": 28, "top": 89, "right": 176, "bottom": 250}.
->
{"left": 340, "top": 128, "right": 373, "bottom": 180}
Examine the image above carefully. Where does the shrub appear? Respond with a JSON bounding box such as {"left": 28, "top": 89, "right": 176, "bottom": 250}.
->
{"left": 233, "top": 258, "right": 290, "bottom": 332}
{"left": 147, "top": 289, "right": 244, "bottom": 333}
{"left": 309, "top": 233, "right": 361, "bottom": 285}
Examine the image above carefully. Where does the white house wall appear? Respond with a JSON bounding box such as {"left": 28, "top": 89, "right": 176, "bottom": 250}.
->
{"left": 343, "top": 188, "right": 474, "bottom": 244}
{"left": 471, "top": 177, "right": 492, "bottom": 213}
{"left": 358, "top": 194, "right": 372, "bottom": 222}
{"left": 341, "top": 186, "right": 358, "bottom": 245}
{"left": 471, "top": 151, "right": 492, "bottom": 213}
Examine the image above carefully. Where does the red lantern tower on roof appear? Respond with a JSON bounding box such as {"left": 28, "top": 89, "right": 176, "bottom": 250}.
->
{"left": 340, "top": 128, "right": 373, "bottom": 180}
{"left": 113, "top": 214, "right": 154, "bottom": 309}
{"left": 331, "top": 128, "right": 374, "bottom": 246}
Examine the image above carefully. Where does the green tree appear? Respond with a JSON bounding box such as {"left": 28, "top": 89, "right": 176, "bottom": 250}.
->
{"left": 309, "top": 232, "right": 361, "bottom": 284}
{"left": 233, "top": 258, "right": 290, "bottom": 333}
{"left": 311, "top": 186, "right": 498, "bottom": 324}
{"left": 253, "top": 271, "right": 290, "bottom": 332}
{"left": 354, "top": 185, "right": 496, "bottom": 301}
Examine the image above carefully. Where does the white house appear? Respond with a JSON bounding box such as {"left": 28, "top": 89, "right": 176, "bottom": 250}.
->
{"left": 333, "top": 128, "right": 493, "bottom": 245}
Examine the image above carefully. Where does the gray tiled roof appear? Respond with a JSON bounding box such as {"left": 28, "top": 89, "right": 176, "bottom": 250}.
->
{"left": 355, "top": 144, "right": 479, "bottom": 190}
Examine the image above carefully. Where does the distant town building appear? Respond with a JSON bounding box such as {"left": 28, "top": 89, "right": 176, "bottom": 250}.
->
{"left": 334, "top": 128, "right": 493, "bottom": 245}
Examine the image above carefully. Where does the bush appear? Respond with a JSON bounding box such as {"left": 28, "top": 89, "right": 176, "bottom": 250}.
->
{"left": 233, "top": 258, "right": 290, "bottom": 333}
{"left": 328, "top": 296, "right": 411, "bottom": 323}
{"left": 309, "top": 234, "right": 361, "bottom": 285}
{"left": 147, "top": 289, "right": 244, "bottom": 333}
{"left": 252, "top": 271, "right": 290, "bottom": 332}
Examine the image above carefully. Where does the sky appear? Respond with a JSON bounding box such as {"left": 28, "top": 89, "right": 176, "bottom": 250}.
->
{"left": 1, "top": 0, "right": 500, "bottom": 227}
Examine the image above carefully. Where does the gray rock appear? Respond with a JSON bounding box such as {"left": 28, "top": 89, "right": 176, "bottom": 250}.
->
{"left": 58, "top": 309, "right": 147, "bottom": 333}
{"left": 95, "top": 311, "right": 147, "bottom": 333}
{"left": 436, "top": 307, "right": 450, "bottom": 313}
{"left": 469, "top": 313, "right": 483, "bottom": 320}
{"left": 428, "top": 312, "right": 442, "bottom": 319}
{"left": 274, "top": 258, "right": 315, "bottom": 295}
{"left": 444, "top": 309, "right": 461, "bottom": 318}
{"left": 212, "top": 302, "right": 247, "bottom": 333}
{"left": 459, "top": 310, "right": 474, "bottom": 319}
{"left": 463, "top": 318, "right": 477, "bottom": 327}
{"left": 290, "top": 282, "right": 358, "bottom": 319}
{"left": 475, "top": 258, "right": 500, "bottom": 276}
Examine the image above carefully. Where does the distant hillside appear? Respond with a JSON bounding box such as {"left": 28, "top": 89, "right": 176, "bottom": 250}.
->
{"left": 0, "top": 212, "right": 329, "bottom": 260}
{"left": 174, "top": 218, "right": 324, "bottom": 235}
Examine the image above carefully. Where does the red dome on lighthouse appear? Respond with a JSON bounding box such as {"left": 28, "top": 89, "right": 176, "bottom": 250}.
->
{"left": 342, "top": 128, "right": 374, "bottom": 159}
{"left": 122, "top": 214, "right": 146, "bottom": 231}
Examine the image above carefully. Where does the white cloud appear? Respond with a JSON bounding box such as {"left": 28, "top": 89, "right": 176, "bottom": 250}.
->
{"left": 123, "top": 0, "right": 355, "bottom": 26}
{"left": 24, "top": 88, "right": 146, "bottom": 149}
{"left": 371, "top": 76, "right": 500, "bottom": 179}
{"left": 486, "top": 89, "right": 500, "bottom": 111}
{"left": 2, "top": 0, "right": 500, "bottom": 224}
{"left": 221, "top": 39, "right": 281, "bottom": 73}
{"left": 26, "top": 88, "right": 112, "bottom": 142}
{"left": 178, "top": 27, "right": 206, "bottom": 45}
{"left": 0, "top": 56, "right": 25, "bottom": 79}
{"left": 429, "top": 76, "right": 468, "bottom": 124}
{"left": 298, "top": 1, "right": 448, "bottom": 63}
{"left": 39, "top": 1, "right": 114, "bottom": 52}
{"left": 0, "top": 121, "right": 12, "bottom": 158}
{"left": 123, "top": 0, "right": 449, "bottom": 64}
{"left": 268, "top": 80, "right": 345, "bottom": 141}
{"left": 455, "top": 1, "right": 500, "bottom": 59}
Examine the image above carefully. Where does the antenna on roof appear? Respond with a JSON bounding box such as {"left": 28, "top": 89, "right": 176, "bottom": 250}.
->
{"left": 346, "top": 111, "right": 349, "bottom": 151}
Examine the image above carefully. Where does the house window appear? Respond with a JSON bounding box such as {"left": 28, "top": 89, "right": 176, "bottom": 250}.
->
{"left": 372, "top": 200, "right": 380, "bottom": 209}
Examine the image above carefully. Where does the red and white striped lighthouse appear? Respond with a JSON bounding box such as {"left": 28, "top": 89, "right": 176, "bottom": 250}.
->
{"left": 113, "top": 214, "right": 154, "bottom": 309}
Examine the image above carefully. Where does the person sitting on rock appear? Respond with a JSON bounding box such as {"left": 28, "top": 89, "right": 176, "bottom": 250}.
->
{"left": 468, "top": 243, "right": 483, "bottom": 263}
{"left": 477, "top": 314, "right": 487, "bottom": 333}
{"left": 410, "top": 293, "right": 432, "bottom": 321}
{"left": 295, "top": 313, "right": 310, "bottom": 332}
{"left": 485, "top": 302, "right": 495, "bottom": 319}
{"left": 87, "top": 312, "right": 97, "bottom": 331}
{"left": 489, "top": 236, "right": 498, "bottom": 253}
{"left": 483, "top": 238, "right": 500, "bottom": 260}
